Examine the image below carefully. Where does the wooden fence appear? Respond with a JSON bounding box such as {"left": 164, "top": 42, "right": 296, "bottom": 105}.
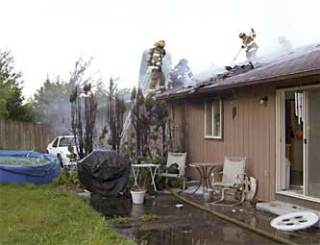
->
{"left": 0, "top": 120, "right": 53, "bottom": 152}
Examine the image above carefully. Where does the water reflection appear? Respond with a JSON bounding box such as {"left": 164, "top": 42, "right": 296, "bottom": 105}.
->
{"left": 90, "top": 194, "right": 279, "bottom": 245}
{"left": 90, "top": 194, "right": 131, "bottom": 217}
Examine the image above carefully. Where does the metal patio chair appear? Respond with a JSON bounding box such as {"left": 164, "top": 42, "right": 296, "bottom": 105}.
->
{"left": 211, "top": 156, "right": 249, "bottom": 206}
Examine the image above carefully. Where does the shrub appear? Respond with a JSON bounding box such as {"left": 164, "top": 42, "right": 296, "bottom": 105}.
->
{"left": 53, "top": 169, "right": 81, "bottom": 190}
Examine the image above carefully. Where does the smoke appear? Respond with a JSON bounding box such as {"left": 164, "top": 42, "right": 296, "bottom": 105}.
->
{"left": 33, "top": 59, "right": 110, "bottom": 139}
{"left": 46, "top": 95, "right": 72, "bottom": 136}
{"left": 192, "top": 63, "right": 225, "bottom": 83}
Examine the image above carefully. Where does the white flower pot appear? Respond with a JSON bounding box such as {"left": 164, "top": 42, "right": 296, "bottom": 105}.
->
{"left": 130, "top": 190, "right": 146, "bottom": 205}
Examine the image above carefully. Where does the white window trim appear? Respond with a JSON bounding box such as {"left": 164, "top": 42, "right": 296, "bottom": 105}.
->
{"left": 204, "top": 99, "right": 222, "bottom": 139}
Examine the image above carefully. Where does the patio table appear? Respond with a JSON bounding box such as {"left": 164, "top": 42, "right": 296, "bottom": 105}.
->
{"left": 131, "top": 163, "right": 160, "bottom": 192}
{"left": 189, "top": 162, "right": 222, "bottom": 194}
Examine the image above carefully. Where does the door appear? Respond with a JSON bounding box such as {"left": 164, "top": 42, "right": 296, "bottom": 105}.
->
{"left": 277, "top": 85, "right": 320, "bottom": 200}
{"left": 305, "top": 88, "right": 320, "bottom": 198}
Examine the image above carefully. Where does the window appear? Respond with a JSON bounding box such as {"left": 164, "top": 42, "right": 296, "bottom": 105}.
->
{"left": 52, "top": 138, "right": 59, "bottom": 147}
{"left": 204, "top": 100, "right": 222, "bottom": 139}
{"left": 59, "top": 137, "right": 75, "bottom": 147}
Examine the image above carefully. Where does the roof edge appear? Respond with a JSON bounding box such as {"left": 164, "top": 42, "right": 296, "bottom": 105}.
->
{"left": 157, "top": 68, "right": 320, "bottom": 100}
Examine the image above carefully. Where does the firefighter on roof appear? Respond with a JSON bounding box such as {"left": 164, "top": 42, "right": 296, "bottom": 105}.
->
{"left": 138, "top": 40, "right": 172, "bottom": 95}
{"left": 148, "top": 40, "right": 166, "bottom": 69}
{"left": 147, "top": 40, "right": 166, "bottom": 90}
{"left": 239, "top": 28, "right": 259, "bottom": 60}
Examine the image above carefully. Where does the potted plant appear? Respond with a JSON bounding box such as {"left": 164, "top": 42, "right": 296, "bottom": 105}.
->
{"left": 130, "top": 167, "right": 150, "bottom": 205}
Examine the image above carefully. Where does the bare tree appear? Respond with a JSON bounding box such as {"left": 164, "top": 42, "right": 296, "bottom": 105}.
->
{"left": 106, "top": 78, "right": 126, "bottom": 151}
{"left": 69, "top": 59, "right": 97, "bottom": 159}
{"left": 70, "top": 85, "right": 97, "bottom": 159}
{"left": 130, "top": 88, "right": 146, "bottom": 157}
{"left": 128, "top": 89, "right": 171, "bottom": 160}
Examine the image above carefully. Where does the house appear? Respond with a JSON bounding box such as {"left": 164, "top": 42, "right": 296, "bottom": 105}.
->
{"left": 158, "top": 44, "right": 320, "bottom": 210}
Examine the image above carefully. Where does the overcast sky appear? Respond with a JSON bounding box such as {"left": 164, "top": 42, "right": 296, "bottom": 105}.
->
{"left": 1, "top": 0, "right": 320, "bottom": 97}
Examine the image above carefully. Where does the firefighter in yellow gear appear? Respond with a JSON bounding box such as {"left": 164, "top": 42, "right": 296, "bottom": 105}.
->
{"left": 147, "top": 40, "right": 166, "bottom": 90}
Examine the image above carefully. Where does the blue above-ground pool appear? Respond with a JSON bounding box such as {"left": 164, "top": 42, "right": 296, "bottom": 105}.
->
{"left": 0, "top": 150, "right": 60, "bottom": 184}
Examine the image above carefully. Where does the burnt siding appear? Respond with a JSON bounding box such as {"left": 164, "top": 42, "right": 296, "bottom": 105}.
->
{"left": 171, "top": 88, "right": 276, "bottom": 201}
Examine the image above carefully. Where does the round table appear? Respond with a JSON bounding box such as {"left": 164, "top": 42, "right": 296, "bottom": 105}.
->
{"left": 189, "top": 162, "right": 222, "bottom": 194}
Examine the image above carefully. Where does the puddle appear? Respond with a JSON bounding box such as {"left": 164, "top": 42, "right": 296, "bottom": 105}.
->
{"left": 90, "top": 195, "right": 132, "bottom": 217}
{"left": 90, "top": 194, "right": 279, "bottom": 244}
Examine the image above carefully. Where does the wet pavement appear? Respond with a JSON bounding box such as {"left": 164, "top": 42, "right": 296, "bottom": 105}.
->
{"left": 179, "top": 192, "right": 320, "bottom": 245}
{"left": 90, "top": 194, "right": 281, "bottom": 245}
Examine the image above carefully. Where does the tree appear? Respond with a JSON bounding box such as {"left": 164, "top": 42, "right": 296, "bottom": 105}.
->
{"left": 32, "top": 76, "right": 72, "bottom": 133}
{"left": 122, "top": 88, "right": 173, "bottom": 162}
{"left": 0, "top": 82, "right": 12, "bottom": 118}
{"left": 70, "top": 84, "right": 98, "bottom": 159}
{"left": 106, "top": 78, "right": 126, "bottom": 151}
{"left": 152, "top": 99, "right": 169, "bottom": 155}
{"left": 69, "top": 59, "right": 98, "bottom": 159}
{"left": 0, "top": 49, "right": 34, "bottom": 122}
{"left": 32, "top": 58, "right": 108, "bottom": 135}
{"left": 130, "top": 88, "right": 147, "bottom": 157}
{"left": 117, "top": 88, "right": 131, "bottom": 102}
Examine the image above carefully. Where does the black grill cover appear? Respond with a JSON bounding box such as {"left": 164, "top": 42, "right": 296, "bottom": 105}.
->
{"left": 77, "top": 150, "right": 131, "bottom": 197}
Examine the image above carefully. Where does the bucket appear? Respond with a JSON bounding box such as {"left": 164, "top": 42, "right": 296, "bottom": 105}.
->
{"left": 130, "top": 190, "right": 146, "bottom": 205}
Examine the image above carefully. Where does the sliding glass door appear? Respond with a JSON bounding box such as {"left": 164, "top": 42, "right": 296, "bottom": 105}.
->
{"left": 278, "top": 85, "right": 320, "bottom": 200}
{"left": 305, "top": 88, "right": 320, "bottom": 198}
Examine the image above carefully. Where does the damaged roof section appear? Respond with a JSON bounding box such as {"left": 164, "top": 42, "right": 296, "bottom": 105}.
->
{"left": 158, "top": 43, "right": 320, "bottom": 100}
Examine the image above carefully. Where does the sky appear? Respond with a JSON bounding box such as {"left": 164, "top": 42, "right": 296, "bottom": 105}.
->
{"left": 1, "top": 0, "right": 320, "bottom": 97}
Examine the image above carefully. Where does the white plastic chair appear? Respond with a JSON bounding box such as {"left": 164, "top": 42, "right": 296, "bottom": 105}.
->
{"left": 211, "top": 156, "right": 249, "bottom": 206}
{"left": 158, "top": 152, "right": 187, "bottom": 188}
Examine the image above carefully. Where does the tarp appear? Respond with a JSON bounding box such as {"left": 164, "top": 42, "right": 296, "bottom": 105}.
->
{"left": 77, "top": 150, "right": 131, "bottom": 197}
{"left": 0, "top": 150, "right": 60, "bottom": 184}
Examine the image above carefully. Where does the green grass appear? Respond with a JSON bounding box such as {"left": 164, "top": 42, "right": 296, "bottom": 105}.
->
{"left": 110, "top": 216, "right": 131, "bottom": 225}
{"left": 0, "top": 184, "right": 135, "bottom": 245}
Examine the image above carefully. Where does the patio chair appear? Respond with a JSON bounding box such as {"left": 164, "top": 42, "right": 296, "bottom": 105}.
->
{"left": 211, "top": 156, "right": 249, "bottom": 206}
{"left": 158, "top": 152, "right": 187, "bottom": 189}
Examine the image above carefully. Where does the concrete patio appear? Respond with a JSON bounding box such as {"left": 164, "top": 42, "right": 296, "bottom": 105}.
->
{"left": 176, "top": 190, "right": 320, "bottom": 245}
{"left": 88, "top": 191, "right": 320, "bottom": 245}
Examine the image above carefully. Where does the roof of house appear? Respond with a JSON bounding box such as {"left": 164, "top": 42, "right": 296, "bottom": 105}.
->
{"left": 157, "top": 43, "right": 320, "bottom": 100}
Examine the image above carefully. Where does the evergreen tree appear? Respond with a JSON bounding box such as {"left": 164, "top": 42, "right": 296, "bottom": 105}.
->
{"left": 32, "top": 76, "right": 72, "bottom": 133}
{"left": 0, "top": 49, "right": 34, "bottom": 122}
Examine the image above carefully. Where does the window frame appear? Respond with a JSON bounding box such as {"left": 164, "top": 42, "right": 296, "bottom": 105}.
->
{"left": 204, "top": 99, "right": 223, "bottom": 140}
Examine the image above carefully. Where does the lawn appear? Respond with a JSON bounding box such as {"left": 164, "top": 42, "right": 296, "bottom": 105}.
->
{"left": 0, "top": 184, "right": 135, "bottom": 245}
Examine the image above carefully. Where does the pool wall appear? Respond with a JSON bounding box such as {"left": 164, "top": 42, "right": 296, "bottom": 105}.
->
{"left": 0, "top": 150, "right": 60, "bottom": 184}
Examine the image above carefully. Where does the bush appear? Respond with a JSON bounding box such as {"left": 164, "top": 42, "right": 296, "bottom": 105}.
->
{"left": 53, "top": 169, "right": 81, "bottom": 190}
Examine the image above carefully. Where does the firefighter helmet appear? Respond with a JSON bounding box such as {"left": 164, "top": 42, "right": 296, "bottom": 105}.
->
{"left": 155, "top": 40, "right": 166, "bottom": 48}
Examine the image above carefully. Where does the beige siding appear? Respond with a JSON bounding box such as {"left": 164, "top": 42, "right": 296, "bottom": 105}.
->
{"left": 171, "top": 86, "right": 276, "bottom": 201}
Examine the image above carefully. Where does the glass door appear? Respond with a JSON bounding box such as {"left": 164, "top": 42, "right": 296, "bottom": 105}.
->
{"left": 305, "top": 88, "right": 320, "bottom": 198}
{"left": 281, "top": 90, "right": 304, "bottom": 194}
{"left": 277, "top": 85, "right": 320, "bottom": 200}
